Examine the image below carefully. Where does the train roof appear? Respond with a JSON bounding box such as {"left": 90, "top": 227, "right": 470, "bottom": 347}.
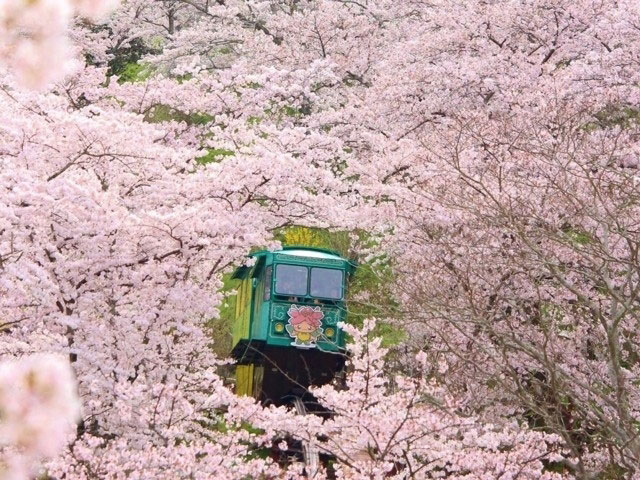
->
{"left": 254, "top": 246, "right": 344, "bottom": 260}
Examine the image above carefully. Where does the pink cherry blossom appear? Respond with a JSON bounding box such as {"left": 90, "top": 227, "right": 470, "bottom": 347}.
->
{"left": 0, "top": 0, "right": 118, "bottom": 88}
{"left": 1, "top": 0, "right": 639, "bottom": 477}
{"left": 0, "top": 355, "right": 79, "bottom": 480}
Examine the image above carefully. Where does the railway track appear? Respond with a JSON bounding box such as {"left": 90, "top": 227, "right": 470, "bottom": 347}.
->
{"left": 291, "top": 396, "right": 321, "bottom": 477}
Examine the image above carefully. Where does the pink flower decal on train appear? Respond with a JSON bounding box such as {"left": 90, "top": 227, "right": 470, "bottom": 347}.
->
{"left": 285, "top": 305, "right": 324, "bottom": 348}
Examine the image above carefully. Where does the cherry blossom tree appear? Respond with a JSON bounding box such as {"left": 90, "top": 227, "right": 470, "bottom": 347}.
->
{"left": 2, "top": 0, "right": 640, "bottom": 478}
{"left": 327, "top": 1, "right": 640, "bottom": 477}
{"left": 289, "top": 320, "right": 567, "bottom": 480}
{"left": 1, "top": 2, "right": 351, "bottom": 475}
{"left": 0, "top": 355, "right": 79, "bottom": 480}
{"left": 0, "top": 0, "right": 119, "bottom": 87}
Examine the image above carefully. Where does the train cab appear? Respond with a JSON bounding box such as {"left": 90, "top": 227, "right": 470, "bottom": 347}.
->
{"left": 230, "top": 247, "right": 354, "bottom": 402}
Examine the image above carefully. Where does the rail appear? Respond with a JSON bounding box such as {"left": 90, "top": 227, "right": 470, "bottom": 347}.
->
{"left": 292, "top": 396, "right": 320, "bottom": 477}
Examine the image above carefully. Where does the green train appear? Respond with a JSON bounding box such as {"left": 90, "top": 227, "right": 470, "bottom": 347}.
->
{"left": 230, "top": 247, "right": 354, "bottom": 405}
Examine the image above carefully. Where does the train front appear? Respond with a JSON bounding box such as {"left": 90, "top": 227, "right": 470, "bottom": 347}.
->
{"left": 232, "top": 247, "right": 354, "bottom": 405}
{"left": 265, "top": 248, "right": 350, "bottom": 353}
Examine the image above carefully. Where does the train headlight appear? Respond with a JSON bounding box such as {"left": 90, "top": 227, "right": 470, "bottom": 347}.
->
{"left": 274, "top": 322, "right": 285, "bottom": 333}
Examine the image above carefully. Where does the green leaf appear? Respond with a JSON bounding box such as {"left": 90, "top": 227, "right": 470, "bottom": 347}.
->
{"left": 196, "top": 148, "right": 236, "bottom": 165}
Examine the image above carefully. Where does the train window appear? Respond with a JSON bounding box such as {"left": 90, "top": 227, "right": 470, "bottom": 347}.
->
{"left": 274, "top": 264, "right": 308, "bottom": 296}
{"left": 263, "top": 266, "right": 272, "bottom": 300}
{"left": 310, "top": 268, "right": 343, "bottom": 299}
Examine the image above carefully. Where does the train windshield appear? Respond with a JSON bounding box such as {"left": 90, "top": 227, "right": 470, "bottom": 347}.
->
{"left": 310, "top": 268, "right": 343, "bottom": 299}
{"left": 274, "top": 264, "right": 308, "bottom": 296}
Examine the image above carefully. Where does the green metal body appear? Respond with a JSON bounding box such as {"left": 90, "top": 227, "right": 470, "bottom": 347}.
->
{"left": 231, "top": 247, "right": 354, "bottom": 364}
